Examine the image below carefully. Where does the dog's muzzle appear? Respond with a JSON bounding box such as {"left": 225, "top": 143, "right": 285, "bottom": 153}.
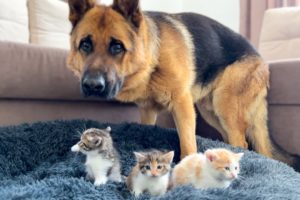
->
{"left": 81, "top": 71, "right": 122, "bottom": 99}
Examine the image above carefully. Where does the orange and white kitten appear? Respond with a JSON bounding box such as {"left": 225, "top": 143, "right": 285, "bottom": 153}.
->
{"left": 126, "top": 150, "right": 174, "bottom": 197}
{"left": 171, "top": 148, "right": 243, "bottom": 189}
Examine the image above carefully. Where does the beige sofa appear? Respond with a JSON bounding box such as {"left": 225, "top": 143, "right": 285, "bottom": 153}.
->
{"left": 0, "top": 3, "right": 299, "bottom": 156}
{"left": 259, "top": 7, "right": 300, "bottom": 156}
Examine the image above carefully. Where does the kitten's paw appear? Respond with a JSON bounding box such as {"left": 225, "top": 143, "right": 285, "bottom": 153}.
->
{"left": 85, "top": 174, "right": 94, "bottom": 182}
{"left": 153, "top": 189, "right": 167, "bottom": 196}
{"left": 94, "top": 179, "right": 107, "bottom": 186}
{"left": 132, "top": 190, "right": 142, "bottom": 197}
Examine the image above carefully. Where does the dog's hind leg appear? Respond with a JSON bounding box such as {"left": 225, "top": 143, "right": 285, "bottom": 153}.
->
{"left": 212, "top": 91, "right": 249, "bottom": 149}
{"left": 196, "top": 101, "right": 228, "bottom": 143}
{"left": 246, "top": 88, "right": 273, "bottom": 158}
{"left": 139, "top": 107, "right": 158, "bottom": 125}
{"left": 211, "top": 56, "right": 272, "bottom": 157}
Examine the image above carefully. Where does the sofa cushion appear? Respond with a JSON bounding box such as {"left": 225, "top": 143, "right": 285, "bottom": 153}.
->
{"left": 259, "top": 7, "right": 300, "bottom": 61}
{"left": 1, "top": 41, "right": 300, "bottom": 104}
{"left": 28, "top": 0, "right": 71, "bottom": 49}
{"left": 0, "top": 0, "right": 29, "bottom": 43}
{"left": 0, "top": 41, "right": 80, "bottom": 100}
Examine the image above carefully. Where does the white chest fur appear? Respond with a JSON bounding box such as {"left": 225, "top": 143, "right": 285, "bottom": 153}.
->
{"left": 193, "top": 172, "right": 231, "bottom": 189}
{"left": 132, "top": 172, "right": 169, "bottom": 196}
{"left": 85, "top": 153, "right": 113, "bottom": 186}
{"left": 192, "top": 161, "right": 231, "bottom": 189}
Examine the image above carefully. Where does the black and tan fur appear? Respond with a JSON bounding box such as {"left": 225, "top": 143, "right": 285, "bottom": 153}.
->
{"left": 67, "top": 0, "right": 299, "bottom": 169}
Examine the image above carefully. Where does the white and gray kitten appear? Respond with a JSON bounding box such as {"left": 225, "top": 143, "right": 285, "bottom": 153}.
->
{"left": 71, "top": 127, "right": 121, "bottom": 185}
{"left": 126, "top": 150, "right": 174, "bottom": 197}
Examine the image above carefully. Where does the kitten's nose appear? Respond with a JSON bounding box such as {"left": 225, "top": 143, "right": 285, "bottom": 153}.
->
{"left": 231, "top": 173, "right": 237, "bottom": 179}
{"left": 151, "top": 171, "right": 158, "bottom": 177}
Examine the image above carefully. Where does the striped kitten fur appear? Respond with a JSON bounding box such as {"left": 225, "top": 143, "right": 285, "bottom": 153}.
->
{"left": 71, "top": 127, "right": 121, "bottom": 185}
{"left": 126, "top": 150, "right": 174, "bottom": 197}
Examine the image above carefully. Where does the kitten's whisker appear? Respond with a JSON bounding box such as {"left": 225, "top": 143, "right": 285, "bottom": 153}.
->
{"left": 237, "top": 175, "right": 246, "bottom": 181}
{"left": 76, "top": 130, "right": 82, "bottom": 136}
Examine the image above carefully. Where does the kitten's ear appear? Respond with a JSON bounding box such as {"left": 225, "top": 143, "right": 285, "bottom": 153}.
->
{"left": 106, "top": 126, "right": 111, "bottom": 132}
{"left": 134, "top": 152, "right": 146, "bottom": 161}
{"left": 68, "top": 0, "right": 96, "bottom": 28}
{"left": 163, "top": 151, "right": 175, "bottom": 164}
{"left": 112, "top": 0, "right": 142, "bottom": 28}
{"left": 235, "top": 153, "right": 244, "bottom": 161}
{"left": 205, "top": 150, "right": 218, "bottom": 162}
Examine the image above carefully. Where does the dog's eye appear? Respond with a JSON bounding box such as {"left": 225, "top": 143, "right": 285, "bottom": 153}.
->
{"left": 109, "top": 39, "right": 125, "bottom": 56}
{"left": 79, "top": 36, "right": 93, "bottom": 54}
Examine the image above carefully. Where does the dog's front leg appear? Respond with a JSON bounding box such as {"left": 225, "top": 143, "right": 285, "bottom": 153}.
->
{"left": 139, "top": 107, "right": 157, "bottom": 125}
{"left": 171, "top": 93, "right": 197, "bottom": 158}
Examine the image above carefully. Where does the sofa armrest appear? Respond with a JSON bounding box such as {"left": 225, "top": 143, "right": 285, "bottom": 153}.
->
{"left": 268, "top": 59, "right": 300, "bottom": 156}
{"left": 0, "top": 41, "right": 83, "bottom": 100}
{"left": 268, "top": 59, "right": 300, "bottom": 104}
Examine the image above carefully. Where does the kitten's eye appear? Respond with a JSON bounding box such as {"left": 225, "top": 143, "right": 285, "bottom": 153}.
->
{"left": 145, "top": 165, "right": 151, "bottom": 170}
{"left": 235, "top": 166, "right": 238, "bottom": 170}
{"left": 79, "top": 36, "right": 93, "bottom": 54}
{"left": 225, "top": 167, "right": 230, "bottom": 171}
{"left": 157, "top": 165, "right": 162, "bottom": 170}
{"left": 80, "top": 142, "right": 90, "bottom": 151}
{"left": 109, "top": 38, "right": 125, "bottom": 56}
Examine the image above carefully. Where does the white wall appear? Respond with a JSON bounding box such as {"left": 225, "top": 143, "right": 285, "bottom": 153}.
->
{"left": 101, "top": 0, "right": 240, "bottom": 32}
{"left": 181, "top": 0, "right": 240, "bottom": 32}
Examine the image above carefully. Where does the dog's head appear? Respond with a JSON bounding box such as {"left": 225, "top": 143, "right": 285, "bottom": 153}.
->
{"left": 67, "top": 0, "right": 145, "bottom": 99}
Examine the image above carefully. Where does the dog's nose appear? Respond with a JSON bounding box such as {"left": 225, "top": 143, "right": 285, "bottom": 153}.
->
{"left": 81, "top": 72, "right": 106, "bottom": 95}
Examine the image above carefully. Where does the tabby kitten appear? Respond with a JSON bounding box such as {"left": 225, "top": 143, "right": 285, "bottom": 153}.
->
{"left": 171, "top": 148, "right": 243, "bottom": 189}
{"left": 126, "top": 150, "right": 174, "bottom": 197}
{"left": 71, "top": 127, "right": 121, "bottom": 185}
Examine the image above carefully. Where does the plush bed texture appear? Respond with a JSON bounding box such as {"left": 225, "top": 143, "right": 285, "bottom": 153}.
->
{"left": 0, "top": 120, "right": 299, "bottom": 200}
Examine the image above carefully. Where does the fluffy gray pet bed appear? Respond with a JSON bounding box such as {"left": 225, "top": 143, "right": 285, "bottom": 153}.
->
{"left": 0, "top": 120, "right": 299, "bottom": 200}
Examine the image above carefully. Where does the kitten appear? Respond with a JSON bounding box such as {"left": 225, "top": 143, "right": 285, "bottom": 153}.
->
{"left": 71, "top": 127, "right": 121, "bottom": 186}
{"left": 126, "top": 150, "right": 174, "bottom": 197}
{"left": 171, "top": 148, "right": 243, "bottom": 189}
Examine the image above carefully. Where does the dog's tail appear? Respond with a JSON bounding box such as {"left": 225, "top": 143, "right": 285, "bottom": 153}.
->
{"left": 250, "top": 122, "right": 300, "bottom": 172}
{"left": 271, "top": 139, "right": 300, "bottom": 173}
{"left": 248, "top": 92, "right": 300, "bottom": 172}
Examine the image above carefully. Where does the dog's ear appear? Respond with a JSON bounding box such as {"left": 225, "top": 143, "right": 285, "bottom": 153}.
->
{"left": 68, "top": 0, "right": 96, "bottom": 28}
{"left": 112, "top": 0, "right": 142, "bottom": 28}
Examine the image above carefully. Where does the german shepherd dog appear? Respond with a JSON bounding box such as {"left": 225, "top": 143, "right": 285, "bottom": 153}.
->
{"left": 67, "top": 0, "right": 299, "bottom": 169}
